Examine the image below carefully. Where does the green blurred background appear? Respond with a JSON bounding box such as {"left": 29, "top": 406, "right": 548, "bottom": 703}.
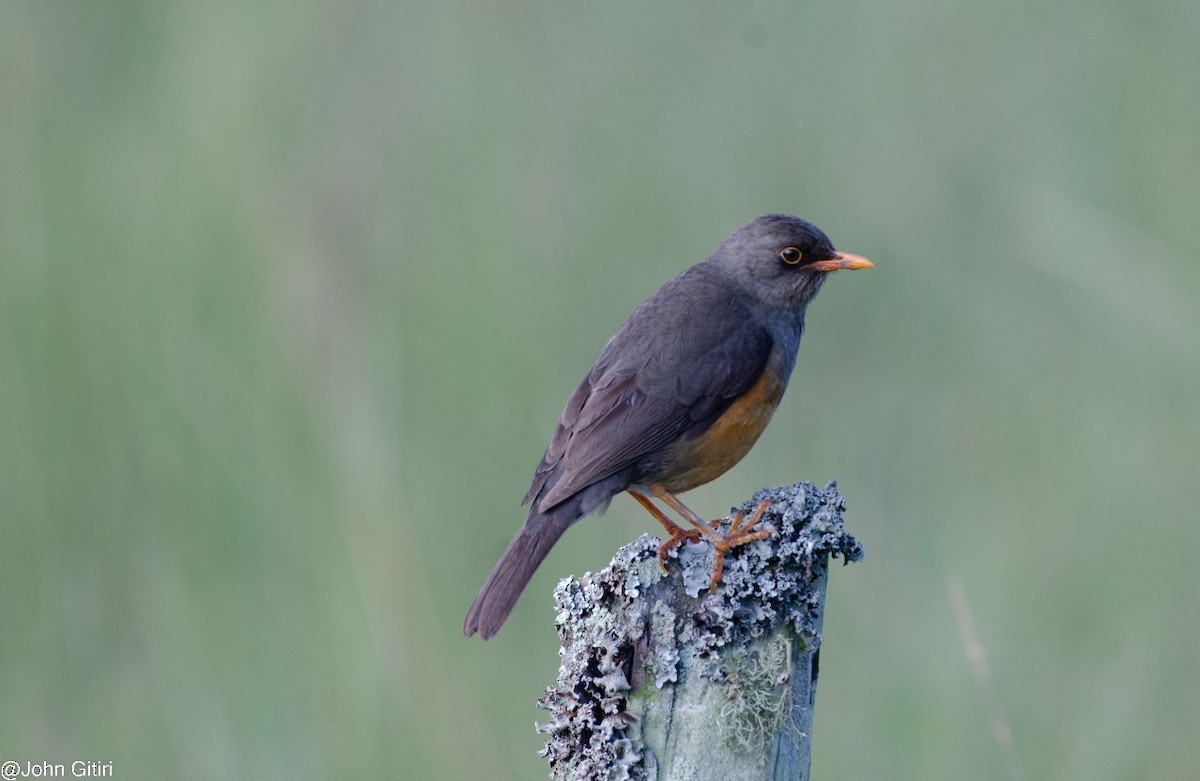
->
{"left": 3, "top": 1, "right": 1198, "bottom": 779}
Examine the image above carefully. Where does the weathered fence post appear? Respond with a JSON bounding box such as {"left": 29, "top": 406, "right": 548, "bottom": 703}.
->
{"left": 537, "top": 481, "right": 862, "bottom": 781}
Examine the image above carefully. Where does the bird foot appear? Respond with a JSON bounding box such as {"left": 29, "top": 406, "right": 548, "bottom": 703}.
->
{"left": 705, "top": 499, "right": 773, "bottom": 590}
{"left": 656, "top": 522, "right": 705, "bottom": 574}
{"left": 637, "top": 490, "right": 773, "bottom": 588}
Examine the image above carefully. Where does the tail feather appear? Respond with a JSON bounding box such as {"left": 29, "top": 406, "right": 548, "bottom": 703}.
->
{"left": 463, "top": 509, "right": 570, "bottom": 639}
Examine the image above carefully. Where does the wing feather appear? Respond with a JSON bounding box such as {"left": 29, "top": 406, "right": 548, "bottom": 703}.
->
{"left": 528, "top": 269, "right": 774, "bottom": 511}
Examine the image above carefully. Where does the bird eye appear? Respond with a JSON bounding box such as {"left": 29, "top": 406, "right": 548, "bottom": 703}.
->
{"left": 780, "top": 247, "right": 803, "bottom": 265}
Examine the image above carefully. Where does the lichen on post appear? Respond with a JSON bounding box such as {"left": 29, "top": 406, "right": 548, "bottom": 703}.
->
{"left": 535, "top": 481, "right": 862, "bottom": 781}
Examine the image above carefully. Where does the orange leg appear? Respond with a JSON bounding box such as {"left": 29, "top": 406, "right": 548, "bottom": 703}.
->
{"left": 628, "top": 490, "right": 704, "bottom": 574}
{"left": 628, "top": 488, "right": 773, "bottom": 590}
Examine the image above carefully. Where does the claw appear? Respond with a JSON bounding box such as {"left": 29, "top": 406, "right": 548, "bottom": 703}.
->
{"left": 628, "top": 490, "right": 774, "bottom": 589}
{"left": 705, "top": 499, "right": 772, "bottom": 590}
{"left": 656, "top": 524, "right": 703, "bottom": 573}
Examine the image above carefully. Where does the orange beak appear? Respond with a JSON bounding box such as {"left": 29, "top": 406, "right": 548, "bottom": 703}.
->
{"left": 809, "top": 251, "right": 874, "bottom": 272}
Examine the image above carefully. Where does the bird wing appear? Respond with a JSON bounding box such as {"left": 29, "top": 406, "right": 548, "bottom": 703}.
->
{"left": 527, "top": 273, "right": 774, "bottom": 512}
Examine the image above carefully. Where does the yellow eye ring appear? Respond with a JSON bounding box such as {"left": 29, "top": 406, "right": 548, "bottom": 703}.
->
{"left": 780, "top": 247, "right": 803, "bottom": 265}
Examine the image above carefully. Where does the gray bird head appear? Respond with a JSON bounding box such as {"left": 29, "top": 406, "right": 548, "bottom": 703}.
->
{"left": 707, "top": 214, "right": 873, "bottom": 313}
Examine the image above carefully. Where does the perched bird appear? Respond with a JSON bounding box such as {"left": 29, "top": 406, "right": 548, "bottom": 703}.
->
{"left": 464, "top": 214, "right": 872, "bottom": 639}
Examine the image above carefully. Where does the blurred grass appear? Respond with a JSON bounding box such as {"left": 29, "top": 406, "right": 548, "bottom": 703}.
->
{"left": 2, "top": 1, "right": 1199, "bottom": 779}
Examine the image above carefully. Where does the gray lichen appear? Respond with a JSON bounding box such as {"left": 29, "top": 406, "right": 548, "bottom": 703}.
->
{"left": 536, "top": 481, "right": 861, "bottom": 781}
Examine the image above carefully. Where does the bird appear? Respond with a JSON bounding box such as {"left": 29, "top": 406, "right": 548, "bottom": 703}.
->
{"left": 464, "top": 214, "right": 872, "bottom": 639}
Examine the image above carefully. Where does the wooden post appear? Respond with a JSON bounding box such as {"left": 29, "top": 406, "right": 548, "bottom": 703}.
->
{"left": 537, "top": 481, "right": 863, "bottom": 781}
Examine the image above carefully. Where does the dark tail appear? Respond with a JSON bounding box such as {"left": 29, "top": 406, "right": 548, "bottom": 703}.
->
{"left": 463, "top": 507, "right": 571, "bottom": 640}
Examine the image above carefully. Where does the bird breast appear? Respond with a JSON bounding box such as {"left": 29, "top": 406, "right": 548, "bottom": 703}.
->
{"left": 652, "top": 360, "right": 787, "bottom": 493}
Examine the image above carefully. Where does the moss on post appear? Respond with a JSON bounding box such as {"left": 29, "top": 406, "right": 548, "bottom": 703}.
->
{"left": 536, "top": 481, "right": 862, "bottom": 781}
